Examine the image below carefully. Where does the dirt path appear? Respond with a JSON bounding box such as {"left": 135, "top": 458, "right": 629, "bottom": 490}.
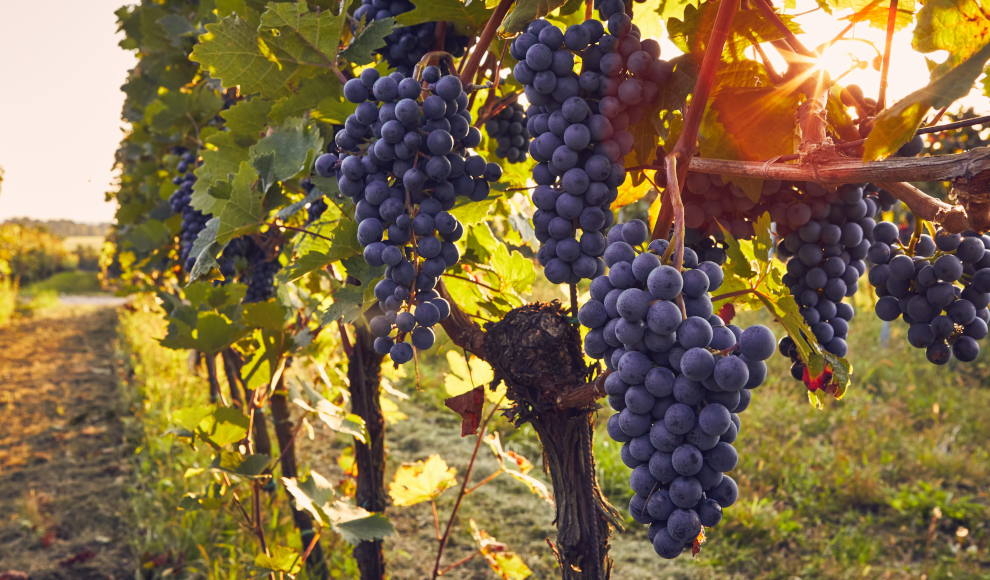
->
{"left": 0, "top": 306, "right": 132, "bottom": 580}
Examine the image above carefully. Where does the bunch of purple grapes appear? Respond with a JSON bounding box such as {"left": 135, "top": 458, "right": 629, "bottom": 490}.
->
{"left": 313, "top": 66, "right": 500, "bottom": 364}
{"left": 167, "top": 149, "right": 208, "bottom": 271}
{"left": 579, "top": 218, "right": 776, "bottom": 558}
{"left": 771, "top": 182, "right": 887, "bottom": 378}
{"left": 484, "top": 101, "right": 531, "bottom": 163}
{"left": 868, "top": 223, "right": 990, "bottom": 364}
{"left": 354, "top": 0, "right": 470, "bottom": 78}
{"left": 511, "top": 3, "right": 673, "bottom": 283}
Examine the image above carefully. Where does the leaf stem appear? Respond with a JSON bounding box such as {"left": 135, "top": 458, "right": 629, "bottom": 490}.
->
{"left": 458, "top": 0, "right": 516, "bottom": 85}
{"left": 437, "top": 550, "right": 482, "bottom": 576}
{"left": 431, "top": 398, "right": 503, "bottom": 579}
{"left": 464, "top": 468, "right": 503, "bottom": 495}
{"left": 750, "top": 0, "right": 815, "bottom": 57}
{"left": 442, "top": 272, "right": 502, "bottom": 293}
{"left": 876, "top": 0, "right": 898, "bottom": 111}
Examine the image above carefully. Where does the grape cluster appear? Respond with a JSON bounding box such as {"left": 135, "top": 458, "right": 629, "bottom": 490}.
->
{"left": 512, "top": 5, "right": 674, "bottom": 283}
{"left": 773, "top": 183, "right": 886, "bottom": 378}
{"left": 484, "top": 102, "right": 531, "bottom": 163}
{"left": 868, "top": 224, "right": 990, "bottom": 364}
{"left": 313, "top": 66, "right": 499, "bottom": 364}
{"left": 354, "top": 0, "right": 470, "bottom": 78}
{"left": 578, "top": 219, "right": 776, "bottom": 558}
{"left": 168, "top": 150, "right": 209, "bottom": 271}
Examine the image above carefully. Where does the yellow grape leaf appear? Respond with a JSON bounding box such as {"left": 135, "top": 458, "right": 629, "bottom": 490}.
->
{"left": 470, "top": 520, "right": 533, "bottom": 580}
{"left": 388, "top": 455, "right": 457, "bottom": 506}
{"left": 445, "top": 350, "right": 504, "bottom": 402}
{"left": 379, "top": 394, "right": 407, "bottom": 424}
{"left": 338, "top": 445, "right": 358, "bottom": 477}
{"left": 612, "top": 173, "right": 656, "bottom": 209}
{"left": 485, "top": 432, "right": 535, "bottom": 473}
{"left": 505, "top": 469, "right": 554, "bottom": 504}
{"left": 647, "top": 192, "right": 663, "bottom": 235}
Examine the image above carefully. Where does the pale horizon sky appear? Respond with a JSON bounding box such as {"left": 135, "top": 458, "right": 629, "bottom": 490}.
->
{"left": 0, "top": 1, "right": 136, "bottom": 224}
{"left": 0, "top": 1, "right": 985, "bottom": 225}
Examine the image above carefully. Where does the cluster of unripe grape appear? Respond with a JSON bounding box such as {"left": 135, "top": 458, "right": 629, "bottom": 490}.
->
{"left": 514, "top": 2, "right": 674, "bottom": 284}
{"left": 578, "top": 218, "right": 776, "bottom": 558}
{"left": 869, "top": 224, "right": 990, "bottom": 364}
{"left": 313, "top": 66, "right": 501, "bottom": 364}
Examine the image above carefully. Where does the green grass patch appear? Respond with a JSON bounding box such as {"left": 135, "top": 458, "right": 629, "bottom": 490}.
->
{"left": 22, "top": 270, "right": 102, "bottom": 295}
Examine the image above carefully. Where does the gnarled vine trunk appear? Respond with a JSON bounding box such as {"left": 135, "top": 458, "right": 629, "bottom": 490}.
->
{"left": 348, "top": 324, "right": 387, "bottom": 580}
{"left": 483, "top": 302, "right": 621, "bottom": 580}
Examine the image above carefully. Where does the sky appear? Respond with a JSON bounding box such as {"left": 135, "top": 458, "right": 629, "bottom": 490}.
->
{"left": 0, "top": 0, "right": 985, "bottom": 225}
{"left": 0, "top": 1, "right": 136, "bottom": 224}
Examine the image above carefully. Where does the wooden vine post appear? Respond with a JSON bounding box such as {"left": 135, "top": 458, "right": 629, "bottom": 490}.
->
{"left": 348, "top": 323, "right": 388, "bottom": 580}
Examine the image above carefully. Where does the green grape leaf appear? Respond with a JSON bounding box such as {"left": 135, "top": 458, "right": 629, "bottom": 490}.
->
{"left": 270, "top": 74, "right": 345, "bottom": 123}
{"left": 668, "top": 0, "right": 802, "bottom": 60}
{"left": 217, "top": 162, "right": 264, "bottom": 244}
{"left": 340, "top": 17, "right": 395, "bottom": 66}
{"left": 625, "top": 104, "right": 662, "bottom": 169}
{"left": 249, "top": 117, "right": 324, "bottom": 184}
{"left": 277, "top": 250, "right": 335, "bottom": 284}
{"left": 319, "top": 283, "right": 370, "bottom": 324}
{"left": 193, "top": 132, "right": 253, "bottom": 215}
{"left": 259, "top": 1, "right": 349, "bottom": 60}
{"left": 221, "top": 98, "right": 273, "bottom": 141}
{"left": 831, "top": 0, "right": 915, "bottom": 31}
{"left": 243, "top": 301, "right": 292, "bottom": 331}
{"left": 395, "top": 0, "right": 494, "bottom": 35}
{"left": 122, "top": 219, "right": 171, "bottom": 255}
{"left": 255, "top": 546, "right": 302, "bottom": 574}
{"left": 211, "top": 452, "right": 272, "bottom": 477}
{"left": 328, "top": 508, "right": 396, "bottom": 544}
{"left": 192, "top": 15, "right": 299, "bottom": 98}
{"left": 277, "top": 187, "right": 326, "bottom": 220}
{"left": 502, "top": 0, "right": 570, "bottom": 33}
{"left": 913, "top": 0, "right": 990, "bottom": 77}
{"left": 157, "top": 14, "right": 199, "bottom": 46}
{"left": 188, "top": 218, "right": 227, "bottom": 283}
{"left": 864, "top": 41, "right": 990, "bottom": 161}
{"left": 315, "top": 95, "right": 358, "bottom": 124}
{"left": 283, "top": 471, "right": 336, "bottom": 525}
{"left": 450, "top": 193, "right": 500, "bottom": 226}
{"left": 490, "top": 243, "right": 536, "bottom": 295}
{"left": 200, "top": 406, "right": 251, "bottom": 448}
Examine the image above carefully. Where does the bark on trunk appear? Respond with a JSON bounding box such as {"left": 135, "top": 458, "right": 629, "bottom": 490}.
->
{"left": 484, "top": 302, "right": 620, "bottom": 580}
{"left": 348, "top": 325, "right": 387, "bottom": 580}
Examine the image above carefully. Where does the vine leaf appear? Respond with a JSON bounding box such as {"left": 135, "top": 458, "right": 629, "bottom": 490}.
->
{"left": 388, "top": 455, "right": 458, "bottom": 506}
{"left": 469, "top": 520, "right": 534, "bottom": 580}
{"left": 394, "top": 0, "right": 494, "bottom": 34}
{"left": 255, "top": 546, "right": 302, "bottom": 574}
{"left": 221, "top": 98, "right": 273, "bottom": 143}
{"left": 157, "top": 14, "right": 198, "bottom": 46}
{"left": 502, "top": 0, "right": 570, "bottom": 34}
{"left": 864, "top": 41, "right": 990, "bottom": 161}
{"left": 339, "top": 17, "right": 395, "bottom": 66}
{"left": 445, "top": 386, "right": 485, "bottom": 436}
{"left": 283, "top": 471, "right": 396, "bottom": 544}
{"left": 211, "top": 452, "right": 272, "bottom": 477}
{"left": 249, "top": 117, "right": 324, "bottom": 183}
{"left": 193, "top": 132, "right": 253, "bottom": 214}
{"left": 831, "top": 0, "right": 915, "bottom": 31}
{"left": 217, "top": 162, "right": 264, "bottom": 244}
{"left": 450, "top": 193, "right": 500, "bottom": 225}
{"left": 188, "top": 218, "right": 226, "bottom": 282}
{"left": 711, "top": 87, "right": 802, "bottom": 163}
{"left": 913, "top": 0, "right": 990, "bottom": 78}
{"left": 698, "top": 110, "right": 762, "bottom": 202}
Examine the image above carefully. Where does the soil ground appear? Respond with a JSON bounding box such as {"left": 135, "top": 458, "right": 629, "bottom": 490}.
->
{"left": 0, "top": 306, "right": 133, "bottom": 580}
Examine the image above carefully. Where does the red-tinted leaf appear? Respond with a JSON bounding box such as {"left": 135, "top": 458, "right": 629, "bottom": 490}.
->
{"left": 802, "top": 365, "right": 833, "bottom": 392}
{"left": 444, "top": 386, "right": 485, "bottom": 436}
{"left": 717, "top": 303, "right": 736, "bottom": 325}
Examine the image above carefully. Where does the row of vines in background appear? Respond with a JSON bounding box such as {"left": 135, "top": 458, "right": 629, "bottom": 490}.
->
{"left": 104, "top": 0, "right": 990, "bottom": 576}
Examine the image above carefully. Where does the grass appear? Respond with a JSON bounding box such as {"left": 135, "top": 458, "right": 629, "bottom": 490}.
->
{"left": 0, "top": 277, "right": 17, "bottom": 325}
{"left": 112, "top": 283, "right": 990, "bottom": 580}
{"left": 21, "top": 270, "right": 102, "bottom": 295}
